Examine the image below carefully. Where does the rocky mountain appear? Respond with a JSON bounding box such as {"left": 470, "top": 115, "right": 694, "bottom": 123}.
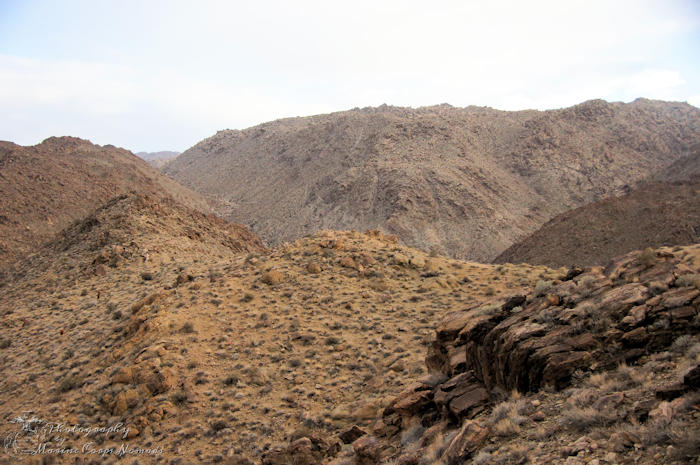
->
{"left": 0, "top": 137, "right": 209, "bottom": 266}
{"left": 164, "top": 98, "right": 700, "bottom": 262}
{"left": 494, "top": 148, "right": 700, "bottom": 268}
{"left": 136, "top": 150, "right": 181, "bottom": 169}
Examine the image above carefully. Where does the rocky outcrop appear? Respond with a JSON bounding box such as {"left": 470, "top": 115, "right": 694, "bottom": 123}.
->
{"left": 371, "top": 245, "right": 700, "bottom": 463}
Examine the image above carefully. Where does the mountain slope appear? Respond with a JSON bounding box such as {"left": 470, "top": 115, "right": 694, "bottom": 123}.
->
{"left": 136, "top": 150, "right": 180, "bottom": 169}
{"left": 164, "top": 98, "right": 700, "bottom": 261}
{"left": 0, "top": 137, "right": 210, "bottom": 266}
{"left": 0, "top": 198, "right": 558, "bottom": 464}
{"left": 494, "top": 149, "right": 700, "bottom": 268}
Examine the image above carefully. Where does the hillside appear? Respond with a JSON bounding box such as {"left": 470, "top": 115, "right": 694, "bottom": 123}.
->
{"left": 164, "top": 98, "right": 700, "bottom": 262}
{"left": 0, "top": 195, "right": 562, "bottom": 464}
{"left": 136, "top": 150, "right": 180, "bottom": 169}
{"left": 0, "top": 137, "right": 209, "bottom": 266}
{"left": 494, "top": 149, "right": 700, "bottom": 268}
{"left": 0, "top": 199, "right": 697, "bottom": 463}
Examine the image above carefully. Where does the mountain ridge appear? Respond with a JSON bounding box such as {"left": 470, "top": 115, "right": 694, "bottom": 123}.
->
{"left": 164, "top": 98, "right": 700, "bottom": 262}
{"left": 0, "top": 136, "right": 212, "bottom": 266}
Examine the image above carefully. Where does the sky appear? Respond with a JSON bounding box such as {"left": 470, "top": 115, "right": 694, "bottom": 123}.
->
{"left": 0, "top": 0, "right": 699, "bottom": 153}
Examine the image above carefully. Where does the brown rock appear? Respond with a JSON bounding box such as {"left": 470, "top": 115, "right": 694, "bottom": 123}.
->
{"left": 621, "top": 305, "right": 647, "bottom": 327}
{"left": 261, "top": 270, "right": 284, "bottom": 285}
{"left": 353, "top": 435, "right": 381, "bottom": 465}
{"left": 592, "top": 392, "right": 624, "bottom": 411}
{"left": 441, "top": 421, "right": 489, "bottom": 464}
{"left": 683, "top": 364, "right": 700, "bottom": 388}
{"left": 655, "top": 383, "right": 688, "bottom": 401}
{"left": 621, "top": 327, "right": 648, "bottom": 347}
{"left": 111, "top": 367, "right": 133, "bottom": 384}
{"left": 659, "top": 287, "right": 699, "bottom": 309}
{"left": 339, "top": 425, "right": 366, "bottom": 444}
{"left": 597, "top": 283, "right": 649, "bottom": 314}
{"left": 385, "top": 385, "right": 433, "bottom": 416}
{"left": 306, "top": 261, "right": 322, "bottom": 273}
{"left": 339, "top": 256, "right": 356, "bottom": 269}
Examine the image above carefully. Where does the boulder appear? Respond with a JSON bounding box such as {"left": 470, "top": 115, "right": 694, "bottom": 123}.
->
{"left": 440, "top": 421, "right": 489, "bottom": 464}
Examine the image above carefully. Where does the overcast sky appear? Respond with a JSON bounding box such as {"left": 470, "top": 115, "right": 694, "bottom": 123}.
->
{"left": 0, "top": 0, "right": 699, "bottom": 152}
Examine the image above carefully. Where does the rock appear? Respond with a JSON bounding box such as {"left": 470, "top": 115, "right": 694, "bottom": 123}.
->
{"left": 112, "top": 388, "right": 140, "bottom": 415}
{"left": 659, "top": 287, "right": 699, "bottom": 309}
{"left": 353, "top": 435, "right": 382, "bottom": 465}
{"left": 596, "top": 283, "right": 649, "bottom": 315}
{"left": 339, "top": 256, "right": 356, "bottom": 269}
{"left": 655, "top": 383, "right": 688, "bottom": 400}
{"left": 339, "top": 425, "right": 366, "bottom": 444}
{"left": 306, "top": 262, "right": 322, "bottom": 274}
{"left": 384, "top": 384, "right": 433, "bottom": 416}
{"left": 440, "top": 421, "right": 489, "bottom": 464}
{"left": 261, "top": 270, "right": 284, "bottom": 285}
{"left": 592, "top": 392, "right": 624, "bottom": 411}
{"left": 409, "top": 255, "right": 425, "bottom": 269}
{"left": 620, "top": 305, "right": 647, "bottom": 327}
{"left": 138, "top": 366, "right": 176, "bottom": 395}
{"left": 433, "top": 372, "right": 489, "bottom": 418}
{"left": 111, "top": 367, "right": 133, "bottom": 384}
{"left": 621, "top": 327, "right": 648, "bottom": 347}
{"left": 532, "top": 411, "right": 546, "bottom": 421}
{"left": 683, "top": 365, "right": 700, "bottom": 389}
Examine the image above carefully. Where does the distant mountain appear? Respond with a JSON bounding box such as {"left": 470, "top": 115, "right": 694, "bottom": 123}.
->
{"left": 0, "top": 137, "right": 208, "bottom": 265}
{"left": 136, "top": 150, "right": 180, "bottom": 169}
{"left": 494, "top": 147, "right": 700, "bottom": 268}
{"left": 164, "top": 98, "right": 700, "bottom": 261}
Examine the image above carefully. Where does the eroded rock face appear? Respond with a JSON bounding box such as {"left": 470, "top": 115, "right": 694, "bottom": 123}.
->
{"left": 376, "top": 246, "right": 699, "bottom": 464}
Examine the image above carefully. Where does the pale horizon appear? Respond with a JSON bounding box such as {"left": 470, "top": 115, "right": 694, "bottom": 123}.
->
{"left": 1, "top": 0, "right": 699, "bottom": 153}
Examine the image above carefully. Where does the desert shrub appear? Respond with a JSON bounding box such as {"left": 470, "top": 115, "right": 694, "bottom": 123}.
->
{"left": 400, "top": 423, "right": 426, "bottom": 446}
{"left": 170, "top": 390, "right": 188, "bottom": 405}
{"left": 638, "top": 248, "right": 658, "bottom": 268}
{"left": 181, "top": 322, "right": 195, "bottom": 333}
{"left": 670, "top": 335, "right": 696, "bottom": 354}
{"left": 58, "top": 374, "right": 81, "bottom": 392}
{"left": 534, "top": 280, "right": 553, "bottom": 297}
{"left": 559, "top": 406, "right": 615, "bottom": 432}
{"left": 675, "top": 273, "right": 700, "bottom": 288}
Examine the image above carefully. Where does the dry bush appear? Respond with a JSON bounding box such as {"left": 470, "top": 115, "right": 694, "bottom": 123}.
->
{"left": 559, "top": 406, "right": 617, "bottom": 432}
{"left": 638, "top": 248, "right": 658, "bottom": 268}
